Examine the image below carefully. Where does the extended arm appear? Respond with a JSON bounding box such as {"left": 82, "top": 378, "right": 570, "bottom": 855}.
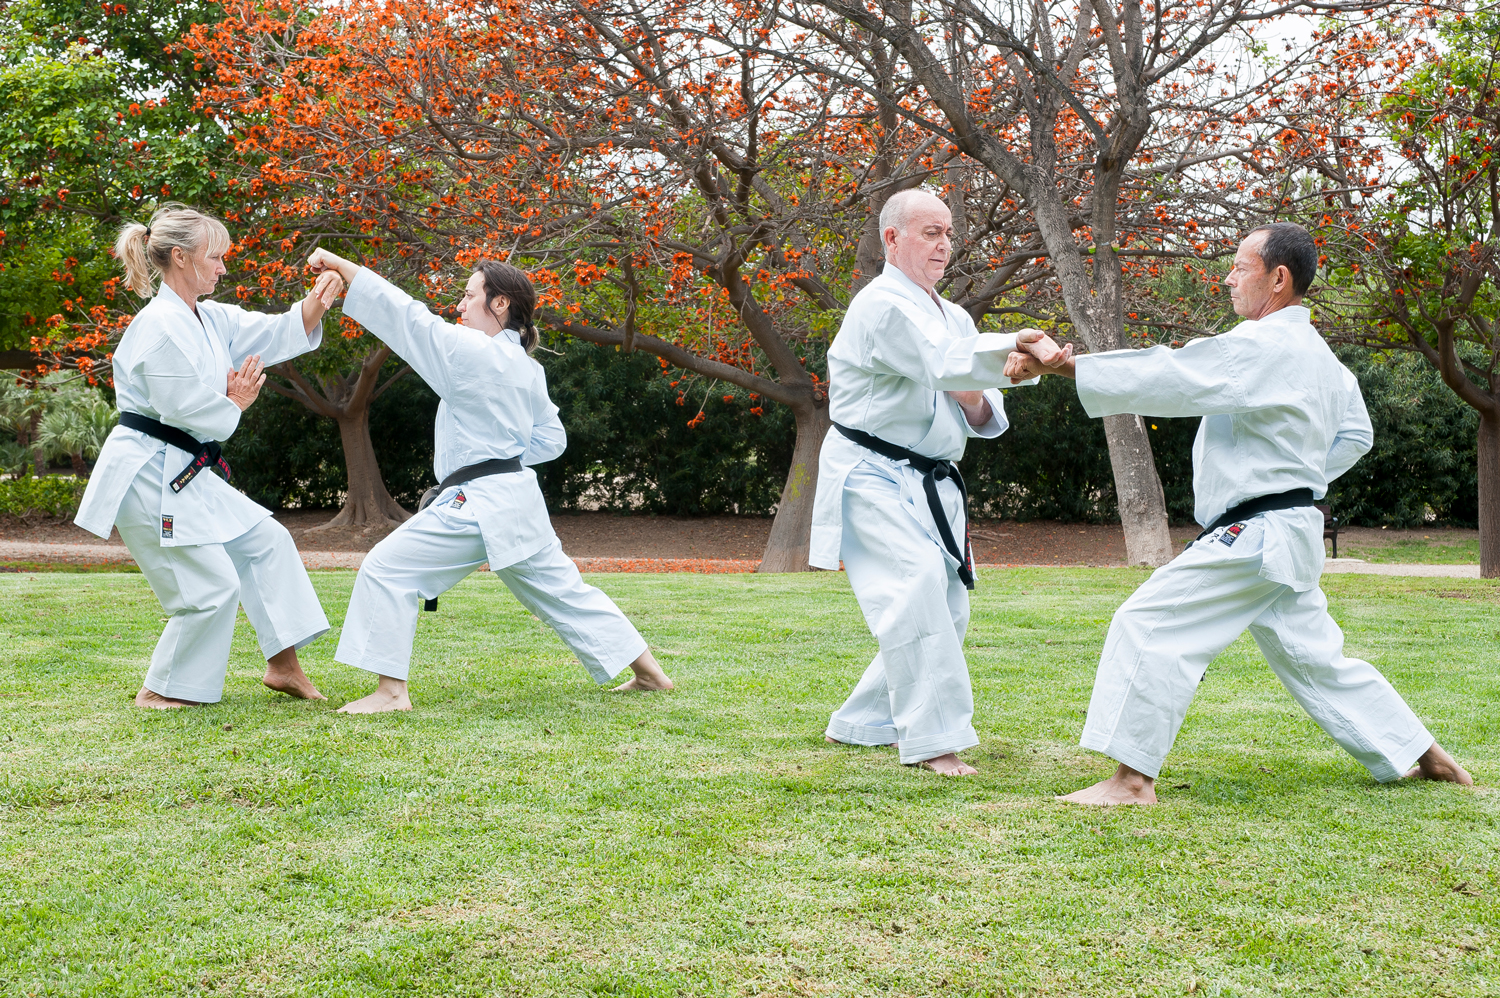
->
{"left": 223, "top": 272, "right": 340, "bottom": 369}
{"left": 310, "top": 249, "right": 468, "bottom": 398}
{"left": 867, "top": 303, "right": 1068, "bottom": 392}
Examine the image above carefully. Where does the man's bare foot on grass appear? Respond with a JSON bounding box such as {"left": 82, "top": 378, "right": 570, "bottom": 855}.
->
{"left": 825, "top": 736, "right": 898, "bottom": 748}
{"left": 134, "top": 686, "right": 199, "bottom": 709}
{"left": 1057, "top": 763, "right": 1157, "bottom": 805}
{"left": 262, "top": 646, "right": 325, "bottom": 700}
{"left": 609, "top": 651, "right": 673, "bottom": 692}
{"left": 914, "top": 753, "right": 978, "bottom": 776}
{"left": 337, "top": 675, "right": 411, "bottom": 714}
{"left": 1404, "top": 741, "right": 1473, "bottom": 786}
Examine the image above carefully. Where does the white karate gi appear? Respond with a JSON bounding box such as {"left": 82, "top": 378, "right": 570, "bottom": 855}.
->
{"left": 74, "top": 283, "right": 330, "bottom": 703}
{"left": 810, "top": 264, "right": 1034, "bottom": 764}
{"left": 1073, "top": 304, "right": 1433, "bottom": 781}
{"left": 333, "top": 269, "right": 647, "bottom": 683}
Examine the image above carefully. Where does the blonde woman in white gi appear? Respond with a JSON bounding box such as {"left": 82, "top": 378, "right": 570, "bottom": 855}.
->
{"left": 809, "top": 188, "right": 1071, "bottom": 775}
{"left": 75, "top": 204, "right": 341, "bottom": 708}
{"left": 303, "top": 248, "right": 673, "bottom": 713}
{"left": 1006, "top": 223, "right": 1471, "bottom": 803}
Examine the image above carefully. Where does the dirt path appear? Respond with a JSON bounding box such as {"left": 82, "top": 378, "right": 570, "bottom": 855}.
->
{"left": 0, "top": 511, "right": 1478, "bottom": 569}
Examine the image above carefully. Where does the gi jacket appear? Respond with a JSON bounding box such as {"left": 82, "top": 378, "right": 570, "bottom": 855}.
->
{"left": 75, "top": 283, "right": 321, "bottom": 545}
{"left": 809, "top": 264, "right": 1035, "bottom": 571}
{"left": 341, "top": 268, "right": 565, "bottom": 570}
{"left": 1075, "top": 304, "right": 1373, "bottom": 591}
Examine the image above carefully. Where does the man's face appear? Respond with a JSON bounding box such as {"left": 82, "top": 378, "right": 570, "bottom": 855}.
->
{"left": 1226, "top": 232, "right": 1285, "bottom": 319}
{"left": 884, "top": 196, "right": 953, "bottom": 291}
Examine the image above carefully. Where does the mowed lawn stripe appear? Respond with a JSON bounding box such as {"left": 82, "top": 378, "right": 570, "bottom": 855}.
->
{"left": 1, "top": 569, "right": 1496, "bottom": 996}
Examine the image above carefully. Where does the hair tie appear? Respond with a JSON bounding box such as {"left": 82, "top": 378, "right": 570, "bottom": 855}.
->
{"left": 143, "top": 226, "right": 152, "bottom": 242}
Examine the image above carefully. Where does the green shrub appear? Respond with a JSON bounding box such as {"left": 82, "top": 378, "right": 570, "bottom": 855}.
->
{"left": 0, "top": 474, "right": 87, "bottom": 517}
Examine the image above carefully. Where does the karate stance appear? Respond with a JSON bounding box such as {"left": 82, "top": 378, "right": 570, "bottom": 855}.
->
{"left": 1006, "top": 223, "right": 1471, "bottom": 803}
{"left": 304, "top": 249, "right": 673, "bottom": 713}
{"left": 76, "top": 204, "right": 339, "bottom": 708}
{"left": 810, "top": 189, "right": 1070, "bottom": 775}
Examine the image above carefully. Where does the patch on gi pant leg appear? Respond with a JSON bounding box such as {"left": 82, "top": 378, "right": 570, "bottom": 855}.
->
{"left": 161, "top": 515, "right": 173, "bottom": 539}
{"left": 1219, "top": 522, "right": 1245, "bottom": 546}
{"left": 449, "top": 489, "right": 467, "bottom": 510}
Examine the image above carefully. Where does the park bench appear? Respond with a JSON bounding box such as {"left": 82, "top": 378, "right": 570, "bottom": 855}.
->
{"left": 1317, "top": 504, "right": 1339, "bottom": 559}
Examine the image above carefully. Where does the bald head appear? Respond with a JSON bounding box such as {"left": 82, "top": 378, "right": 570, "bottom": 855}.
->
{"left": 880, "top": 189, "right": 953, "bottom": 292}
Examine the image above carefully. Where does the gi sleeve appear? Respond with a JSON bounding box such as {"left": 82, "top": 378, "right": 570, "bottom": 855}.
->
{"left": 134, "top": 336, "right": 242, "bottom": 442}
{"left": 341, "top": 268, "right": 479, "bottom": 399}
{"left": 1075, "top": 335, "right": 1255, "bottom": 419}
{"left": 865, "top": 301, "right": 1020, "bottom": 391}
{"left": 1325, "top": 378, "right": 1373, "bottom": 483}
{"left": 963, "top": 388, "right": 1012, "bottom": 439}
{"left": 220, "top": 301, "right": 322, "bottom": 368}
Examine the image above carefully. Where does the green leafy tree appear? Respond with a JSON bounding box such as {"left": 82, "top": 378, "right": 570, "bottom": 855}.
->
{"left": 1312, "top": 12, "right": 1500, "bottom": 575}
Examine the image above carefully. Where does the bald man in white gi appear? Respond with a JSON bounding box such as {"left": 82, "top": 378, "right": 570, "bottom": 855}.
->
{"left": 810, "top": 188, "right": 1070, "bottom": 775}
{"left": 1006, "top": 222, "right": 1471, "bottom": 802}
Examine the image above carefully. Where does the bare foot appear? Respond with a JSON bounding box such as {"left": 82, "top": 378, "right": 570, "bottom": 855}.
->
{"left": 610, "top": 650, "right": 673, "bottom": 692}
{"left": 134, "top": 686, "right": 199, "bottom": 709}
{"left": 915, "top": 753, "right": 978, "bottom": 776}
{"left": 1057, "top": 763, "right": 1157, "bottom": 805}
{"left": 1404, "top": 741, "right": 1474, "bottom": 786}
{"left": 337, "top": 676, "right": 411, "bottom": 714}
{"left": 262, "top": 646, "right": 325, "bottom": 701}
{"left": 825, "top": 736, "right": 899, "bottom": 748}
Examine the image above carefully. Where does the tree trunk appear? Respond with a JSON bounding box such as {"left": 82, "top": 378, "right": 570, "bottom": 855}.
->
{"left": 313, "top": 406, "right": 410, "bottom": 529}
{"left": 758, "top": 400, "right": 831, "bottom": 572}
{"left": 1480, "top": 409, "right": 1500, "bottom": 579}
{"left": 1103, "top": 414, "right": 1175, "bottom": 565}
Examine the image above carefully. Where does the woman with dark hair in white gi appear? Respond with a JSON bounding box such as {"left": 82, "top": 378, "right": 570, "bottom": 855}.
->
{"left": 305, "top": 248, "right": 673, "bottom": 712}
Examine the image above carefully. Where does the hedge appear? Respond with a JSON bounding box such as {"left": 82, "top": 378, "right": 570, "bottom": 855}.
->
{"left": 0, "top": 474, "right": 87, "bottom": 517}
{"left": 9, "top": 344, "right": 1479, "bottom": 528}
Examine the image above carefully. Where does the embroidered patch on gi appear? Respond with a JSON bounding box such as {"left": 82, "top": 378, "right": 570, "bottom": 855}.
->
{"left": 449, "top": 489, "right": 467, "bottom": 510}
{"left": 161, "top": 515, "right": 174, "bottom": 539}
{"left": 1219, "top": 522, "right": 1245, "bottom": 546}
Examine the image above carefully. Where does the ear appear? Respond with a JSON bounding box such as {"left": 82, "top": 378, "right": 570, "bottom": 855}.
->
{"left": 1273, "top": 264, "right": 1291, "bottom": 292}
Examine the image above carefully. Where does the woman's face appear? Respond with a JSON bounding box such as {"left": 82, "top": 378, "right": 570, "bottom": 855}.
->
{"left": 170, "top": 242, "right": 227, "bottom": 300}
{"left": 456, "top": 271, "right": 508, "bottom": 337}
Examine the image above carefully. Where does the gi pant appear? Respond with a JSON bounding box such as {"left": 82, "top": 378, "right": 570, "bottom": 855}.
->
{"left": 1080, "top": 516, "right": 1434, "bottom": 782}
{"left": 116, "top": 459, "right": 330, "bottom": 704}
{"left": 826, "top": 461, "right": 979, "bottom": 765}
{"left": 334, "top": 502, "right": 648, "bottom": 683}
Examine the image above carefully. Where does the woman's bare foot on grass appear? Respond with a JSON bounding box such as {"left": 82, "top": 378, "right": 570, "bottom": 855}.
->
{"left": 337, "top": 676, "right": 411, "bottom": 714}
{"left": 609, "top": 651, "right": 673, "bottom": 692}
{"left": 825, "top": 736, "right": 899, "bottom": 748}
{"left": 915, "top": 753, "right": 978, "bottom": 776}
{"left": 134, "top": 686, "right": 199, "bottom": 709}
{"left": 262, "top": 647, "right": 325, "bottom": 700}
{"left": 1057, "top": 763, "right": 1157, "bottom": 805}
{"left": 1404, "top": 742, "right": 1473, "bottom": 785}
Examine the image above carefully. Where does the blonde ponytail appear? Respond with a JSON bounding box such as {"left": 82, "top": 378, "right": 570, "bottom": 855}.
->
{"left": 113, "top": 202, "right": 233, "bottom": 298}
{"left": 114, "top": 223, "right": 153, "bottom": 296}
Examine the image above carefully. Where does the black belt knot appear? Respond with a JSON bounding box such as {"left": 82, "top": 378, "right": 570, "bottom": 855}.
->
{"left": 1195, "top": 487, "right": 1317, "bottom": 541}
{"left": 118, "top": 411, "right": 231, "bottom": 493}
{"left": 834, "top": 422, "right": 974, "bottom": 589}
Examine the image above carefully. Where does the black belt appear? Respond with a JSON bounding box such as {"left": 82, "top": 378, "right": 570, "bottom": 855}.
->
{"left": 1196, "top": 488, "right": 1316, "bottom": 541}
{"left": 118, "top": 411, "right": 231, "bottom": 493}
{"left": 834, "top": 422, "right": 974, "bottom": 589}
{"left": 417, "top": 456, "right": 524, "bottom": 610}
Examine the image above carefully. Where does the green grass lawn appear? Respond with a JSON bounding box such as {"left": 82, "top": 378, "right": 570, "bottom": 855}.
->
{"left": 1341, "top": 537, "right": 1482, "bottom": 565}
{"left": 2, "top": 568, "right": 1498, "bottom": 997}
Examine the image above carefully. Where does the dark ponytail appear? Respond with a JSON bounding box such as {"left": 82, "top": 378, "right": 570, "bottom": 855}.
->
{"left": 474, "top": 259, "right": 539, "bottom": 354}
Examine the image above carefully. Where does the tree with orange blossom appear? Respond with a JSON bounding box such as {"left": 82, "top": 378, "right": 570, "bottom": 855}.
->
{"left": 747, "top": 0, "right": 1414, "bottom": 564}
